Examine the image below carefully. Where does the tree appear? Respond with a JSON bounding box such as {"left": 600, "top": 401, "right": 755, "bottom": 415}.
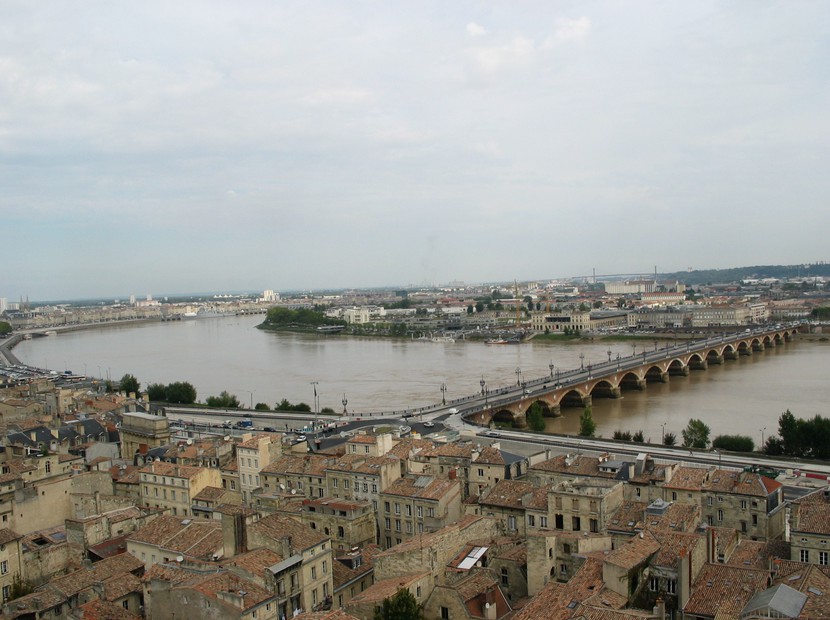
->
{"left": 165, "top": 381, "right": 197, "bottom": 404}
{"left": 146, "top": 383, "right": 167, "bottom": 401}
{"left": 632, "top": 430, "right": 644, "bottom": 443}
{"left": 254, "top": 402, "right": 270, "bottom": 411}
{"left": 579, "top": 406, "right": 596, "bottom": 437}
{"left": 373, "top": 588, "right": 423, "bottom": 620}
{"left": 526, "top": 402, "right": 546, "bottom": 432}
{"left": 467, "top": 305, "right": 474, "bottom": 314}
{"left": 663, "top": 432, "right": 677, "bottom": 446}
{"left": 778, "top": 409, "right": 802, "bottom": 456}
{"left": 119, "top": 373, "right": 140, "bottom": 395}
{"left": 206, "top": 391, "right": 241, "bottom": 408}
{"left": 0, "top": 321, "right": 12, "bottom": 336}
{"left": 682, "top": 418, "right": 711, "bottom": 449}
{"left": 613, "top": 430, "right": 632, "bottom": 441}
{"left": 475, "top": 301, "right": 485, "bottom": 313}
{"left": 321, "top": 406, "right": 335, "bottom": 414}
{"left": 763, "top": 436, "right": 785, "bottom": 456}
{"left": 712, "top": 434, "right": 754, "bottom": 452}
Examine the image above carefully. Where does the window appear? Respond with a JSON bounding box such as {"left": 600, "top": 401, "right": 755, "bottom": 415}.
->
{"left": 333, "top": 478, "right": 339, "bottom": 488}
{"left": 372, "top": 484, "right": 377, "bottom": 493}
{"left": 667, "top": 579, "right": 676, "bottom": 594}
{"left": 395, "top": 520, "right": 401, "bottom": 532}
{"left": 441, "top": 607, "right": 450, "bottom": 619}
{"left": 384, "top": 501, "right": 390, "bottom": 512}
{"left": 478, "top": 468, "right": 484, "bottom": 477}
{"left": 384, "top": 518, "right": 390, "bottom": 529}
{"left": 672, "top": 492, "right": 677, "bottom": 501}
{"left": 717, "top": 509, "right": 724, "bottom": 522}
{"left": 508, "top": 515, "right": 516, "bottom": 531}
{"left": 572, "top": 516, "right": 581, "bottom": 531}
{"left": 590, "top": 518, "right": 599, "bottom": 533}
{"left": 707, "top": 496, "right": 713, "bottom": 506}
{"left": 820, "top": 551, "right": 828, "bottom": 566}
{"left": 45, "top": 461, "right": 51, "bottom": 474}
{"left": 395, "top": 503, "right": 401, "bottom": 514}
{"left": 801, "top": 549, "right": 810, "bottom": 563}
{"left": 501, "top": 567, "right": 509, "bottom": 586}
{"left": 635, "top": 487, "right": 641, "bottom": 497}
{"left": 427, "top": 507, "right": 434, "bottom": 518}
{"left": 528, "top": 515, "right": 535, "bottom": 527}
{"left": 649, "top": 576, "right": 659, "bottom": 591}
{"left": 752, "top": 514, "right": 758, "bottom": 526}
{"left": 406, "top": 505, "right": 412, "bottom": 516}
{"left": 563, "top": 543, "right": 571, "bottom": 554}
{"left": 338, "top": 526, "right": 345, "bottom": 538}
{"left": 406, "top": 522, "right": 412, "bottom": 533}
{"left": 417, "top": 506, "right": 423, "bottom": 518}
{"left": 540, "top": 516, "right": 548, "bottom": 528}
{"left": 572, "top": 498, "right": 579, "bottom": 510}
{"left": 311, "top": 566, "right": 317, "bottom": 579}
{"left": 740, "top": 500, "right": 747, "bottom": 510}
{"left": 323, "top": 561, "right": 327, "bottom": 574}
{"left": 2, "top": 585, "right": 11, "bottom": 601}
{"left": 0, "top": 561, "right": 6, "bottom": 575}
{"left": 362, "top": 483, "right": 368, "bottom": 492}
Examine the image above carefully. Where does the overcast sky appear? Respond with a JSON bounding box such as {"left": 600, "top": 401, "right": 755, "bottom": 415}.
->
{"left": 2, "top": 1, "right": 828, "bottom": 301}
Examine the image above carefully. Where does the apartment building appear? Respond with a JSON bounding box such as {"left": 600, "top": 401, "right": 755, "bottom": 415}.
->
{"left": 378, "top": 474, "right": 461, "bottom": 549}
{"left": 237, "top": 434, "right": 281, "bottom": 504}
{"left": 789, "top": 487, "right": 830, "bottom": 565}
{"left": 139, "top": 461, "right": 222, "bottom": 517}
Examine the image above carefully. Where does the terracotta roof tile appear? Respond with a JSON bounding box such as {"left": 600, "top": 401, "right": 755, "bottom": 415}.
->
{"left": 683, "top": 563, "right": 770, "bottom": 618}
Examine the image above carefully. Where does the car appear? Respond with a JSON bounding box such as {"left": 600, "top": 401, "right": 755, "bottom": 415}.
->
{"left": 447, "top": 408, "right": 458, "bottom": 414}
{"left": 296, "top": 435, "right": 307, "bottom": 442}
{"left": 423, "top": 421, "right": 434, "bottom": 428}
{"left": 484, "top": 430, "right": 499, "bottom": 437}
{"left": 263, "top": 427, "right": 276, "bottom": 433}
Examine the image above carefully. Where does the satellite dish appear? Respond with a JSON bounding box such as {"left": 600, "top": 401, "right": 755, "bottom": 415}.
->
{"left": 223, "top": 436, "right": 230, "bottom": 441}
{"left": 291, "top": 489, "right": 296, "bottom": 495}
{"left": 155, "top": 457, "right": 161, "bottom": 462}
{"left": 186, "top": 439, "right": 193, "bottom": 445}
{"left": 176, "top": 556, "right": 183, "bottom": 563}
{"left": 279, "top": 484, "right": 285, "bottom": 490}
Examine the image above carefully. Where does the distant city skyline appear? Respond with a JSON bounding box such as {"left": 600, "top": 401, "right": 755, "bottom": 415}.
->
{"left": 3, "top": 2, "right": 829, "bottom": 301}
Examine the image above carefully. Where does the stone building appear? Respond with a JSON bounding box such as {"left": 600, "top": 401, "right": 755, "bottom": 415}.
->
{"left": 126, "top": 514, "right": 224, "bottom": 569}
{"left": 138, "top": 461, "right": 222, "bottom": 517}
{"left": 378, "top": 474, "right": 461, "bottom": 549}
{"left": 295, "top": 497, "right": 376, "bottom": 553}
{"left": 789, "top": 487, "right": 830, "bottom": 565}
{"left": 119, "top": 410, "right": 171, "bottom": 461}
{"left": 236, "top": 434, "right": 282, "bottom": 505}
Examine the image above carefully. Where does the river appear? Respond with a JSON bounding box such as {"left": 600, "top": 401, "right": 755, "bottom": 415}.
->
{"left": 13, "top": 315, "right": 830, "bottom": 444}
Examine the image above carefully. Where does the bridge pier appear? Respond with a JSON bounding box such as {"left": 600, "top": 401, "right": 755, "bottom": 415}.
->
{"left": 544, "top": 405, "right": 562, "bottom": 417}
{"left": 722, "top": 350, "right": 738, "bottom": 360}
{"left": 581, "top": 395, "right": 593, "bottom": 408}
{"left": 739, "top": 347, "right": 752, "bottom": 357}
{"left": 709, "top": 353, "right": 725, "bottom": 364}
{"left": 689, "top": 358, "right": 708, "bottom": 370}
{"left": 655, "top": 371, "right": 670, "bottom": 383}
{"left": 752, "top": 342, "right": 765, "bottom": 352}
{"left": 669, "top": 365, "right": 690, "bottom": 377}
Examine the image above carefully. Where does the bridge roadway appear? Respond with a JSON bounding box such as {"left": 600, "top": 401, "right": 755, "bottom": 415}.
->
{"left": 449, "top": 323, "right": 801, "bottom": 428}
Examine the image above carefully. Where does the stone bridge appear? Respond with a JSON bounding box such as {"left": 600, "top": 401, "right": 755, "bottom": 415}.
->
{"left": 464, "top": 327, "right": 800, "bottom": 429}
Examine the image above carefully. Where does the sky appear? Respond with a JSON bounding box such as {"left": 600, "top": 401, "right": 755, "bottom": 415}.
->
{"left": 2, "top": 1, "right": 829, "bottom": 301}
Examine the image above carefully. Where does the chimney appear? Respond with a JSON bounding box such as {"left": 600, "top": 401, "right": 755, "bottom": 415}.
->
{"left": 653, "top": 597, "right": 666, "bottom": 620}
{"left": 449, "top": 469, "right": 457, "bottom": 480}
{"left": 678, "top": 547, "right": 691, "bottom": 609}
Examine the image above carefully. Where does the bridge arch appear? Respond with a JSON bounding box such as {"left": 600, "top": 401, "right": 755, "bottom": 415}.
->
{"left": 526, "top": 399, "right": 556, "bottom": 417}
{"left": 560, "top": 389, "right": 588, "bottom": 408}
{"left": 492, "top": 409, "right": 520, "bottom": 428}
{"left": 590, "top": 380, "right": 620, "bottom": 399}
{"left": 644, "top": 365, "right": 667, "bottom": 383}
{"left": 619, "top": 371, "right": 645, "bottom": 391}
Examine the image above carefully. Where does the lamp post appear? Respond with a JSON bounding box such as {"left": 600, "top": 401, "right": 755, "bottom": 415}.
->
{"left": 310, "top": 381, "right": 319, "bottom": 414}
{"left": 661, "top": 422, "right": 666, "bottom": 444}
{"left": 480, "top": 376, "right": 486, "bottom": 396}
{"left": 342, "top": 394, "right": 348, "bottom": 415}
{"left": 515, "top": 368, "right": 522, "bottom": 387}
{"left": 579, "top": 353, "right": 584, "bottom": 370}
{"left": 607, "top": 349, "right": 612, "bottom": 363}
{"left": 440, "top": 383, "right": 447, "bottom": 405}
{"left": 631, "top": 343, "right": 637, "bottom": 358}
{"left": 760, "top": 427, "right": 766, "bottom": 448}
{"left": 549, "top": 361, "right": 555, "bottom": 378}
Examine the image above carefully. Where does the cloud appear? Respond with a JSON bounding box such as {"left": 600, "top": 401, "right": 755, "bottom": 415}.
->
{"left": 300, "top": 88, "right": 372, "bottom": 106}
{"left": 466, "top": 36, "right": 535, "bottom": 74}
{"left": 542, "top": 16, "right": 591, "bottom": 47}
{"left": 466, "top": 22, "right": 487, "bottom": 37}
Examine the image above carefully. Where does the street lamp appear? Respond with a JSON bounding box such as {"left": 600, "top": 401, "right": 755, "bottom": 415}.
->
{"left": 440, "top": 383, "right": 447, "bottom": 405}
{"left": 632, "top": 343, "right": 637, "bottom": 358}
{"left": 549, "top": 361, "right": 555, "bottom": 378}
{"left": 480, "top": 376, "right": 486, "bottom": 396}
{"left": 760, "top": 427, "right": 766, "bottom": 448}
{"left": 342, "top": 394, "right": 348, "bottom": 415}
{"left": 579, "top": 353, "right": 584, "bottom": 370}
{"left": 661, "top": 422, "right": 666, "bottom": 444}
{"left": 310, "top": 381, "right": 319, "bottom": 414}
{"left": 515, "top": 368, "right": 522, "bottom": 387}
{"left": 607, "top": 349, "right": 612, "bottom": 363}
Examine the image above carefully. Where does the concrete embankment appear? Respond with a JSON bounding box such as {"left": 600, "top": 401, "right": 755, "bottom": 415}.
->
{"left": 0, "top": 334, "right": 24, "bottom": 366}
